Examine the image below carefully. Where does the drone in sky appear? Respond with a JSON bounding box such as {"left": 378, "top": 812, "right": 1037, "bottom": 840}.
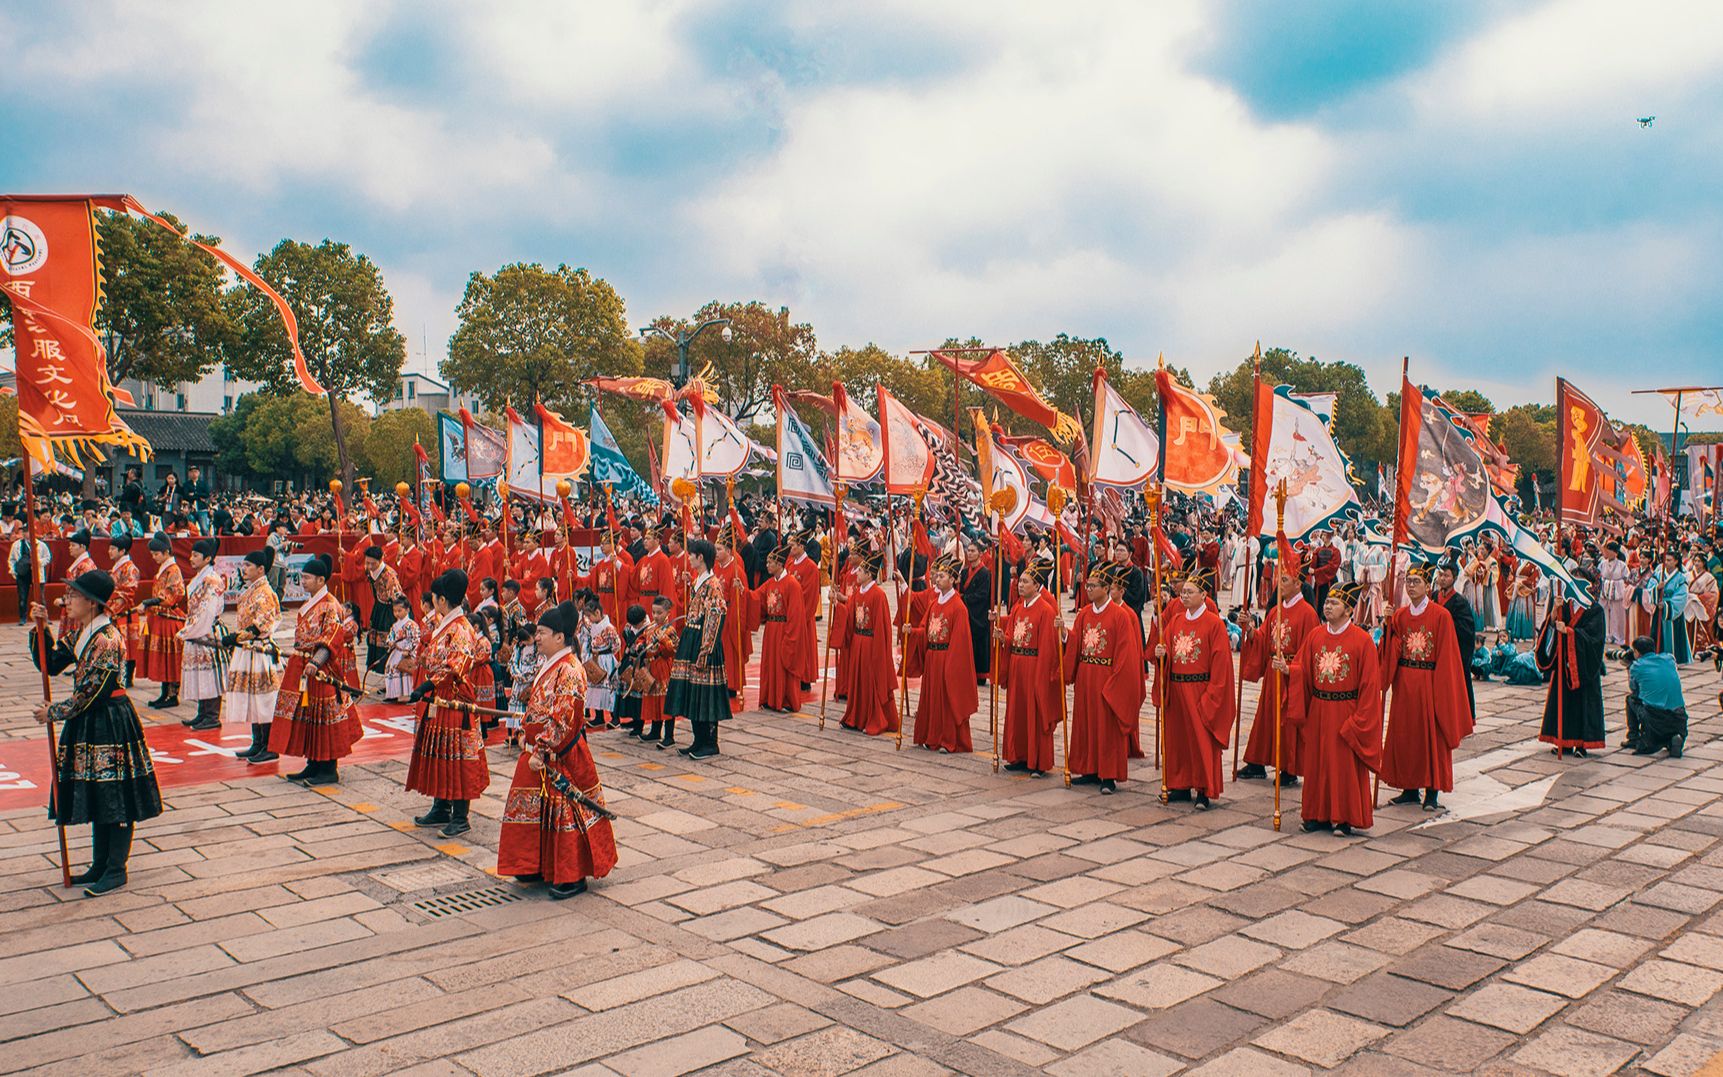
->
{"left": 1637, "top": 116, "right": 1656, "bottom": 128}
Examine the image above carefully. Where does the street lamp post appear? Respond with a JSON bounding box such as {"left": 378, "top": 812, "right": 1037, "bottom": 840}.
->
{"left": 639, "top": 317, "right": 733, "bottom": 388}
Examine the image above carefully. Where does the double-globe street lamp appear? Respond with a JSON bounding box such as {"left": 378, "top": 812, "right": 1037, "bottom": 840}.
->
{"left": 639, "top": 317, "right": 732, "bottom": 388}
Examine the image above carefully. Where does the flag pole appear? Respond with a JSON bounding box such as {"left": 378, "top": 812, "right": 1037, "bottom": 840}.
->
{"left": 1048, "top": 485, "right": 1072, "bottom": 787}
{"left": 20, "top": 448, "right": 72, "bottom": 888}
{"left": 818, "top": 483, "right": 844, "bottom": 731}
{"left": 1236, "top": 343, "right": 1261, "bottom": 779}
{"left": 897, "top": 490, "right": 923, "bottom": 751}
{"left": 1376, "top": 355, "right": 1410, "bottom": 809}
{"left": 990, "top": 505, "right": 1003, "bottom": 774}
{"left": 727, "top": 477, "right": 746, "bottom": 715}
{"left": 1149, "top": 484, "right": 1168, "bottom": 805}
{"left": 1271, "top": 480, "right": 1288, "bottom": 833}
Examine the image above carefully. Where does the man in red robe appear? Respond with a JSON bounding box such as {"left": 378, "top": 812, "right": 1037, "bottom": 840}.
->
{"left": 752, "top": 547, "right": 808, "bottom": 712}
{"left": 997, "top": 558, "right": 1061, "bottom": 776}
{"left": 579, "top": 530, "right": 633, "bottom": 628}
{"left": 1239, "top": 567, "right": 1318, "bottom": 784}
{"left": 787, "top": 531, "right": 824, "bottom": 691}
{"left": 837, "top": 548, "right": 897, "bottom": 736}
{"left": 633, "top": 527, "right": 674, "bottom": 615}
{"left": 469, "top": 521, "right": 505, "bottom": 608}
{"left": 1152, "top": 571, "right": 1235, "bottom": 810}
{"left": 907, "top": 553, "right": 977, "bottom": 753}
{"left": 515, "top": 539, "right": 553, "bottom": 614}
{"left": 1381, "top": 564, "right": 1473, "bottom": 811}
{"left": 1282, "top": 581, "right": 1382, "bottom": 834}
{"left": 396, "top": 533, "right": 428, "bottom": 618}
{"left": 1064, "top": 562, "right": 1144, "bottom": 795}
{"left": 713, "top": 523, "right": 753, "bottom": 714}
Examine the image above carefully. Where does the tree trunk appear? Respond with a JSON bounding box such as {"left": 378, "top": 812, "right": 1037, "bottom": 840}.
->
{"left": 328, "top": 391, "right": 354, "bottom": 490}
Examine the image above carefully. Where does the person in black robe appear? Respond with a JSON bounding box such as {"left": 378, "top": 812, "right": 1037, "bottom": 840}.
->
{"left": 1433, "top": 556, "right": 1478, "bottom": 723}
{"left": 959, "top": 538, "right": 994, "bottom": 686}
{"left": 1536, "top": 569, "right": 1606, "bottom": 757}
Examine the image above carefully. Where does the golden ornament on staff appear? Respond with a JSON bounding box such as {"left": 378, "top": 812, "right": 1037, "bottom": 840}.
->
{"left": 395, "top": 481, "right": 410, "bottom": 544}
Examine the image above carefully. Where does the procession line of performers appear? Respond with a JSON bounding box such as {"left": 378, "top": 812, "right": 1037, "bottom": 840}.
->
{"left": 29, "top": 506, "right": 1700, "bottom": 899}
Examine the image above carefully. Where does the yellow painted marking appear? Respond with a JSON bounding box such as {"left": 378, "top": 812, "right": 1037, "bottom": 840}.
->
{"left": 349, "top": 802, "right": 377, "bottom": 813}
{"left": 673, "top": 774, "right": 707, "bottom": 784}
{"left": 772, "top": 802, "right": 903, "bottom": 832}
{"left": 775, "top": 801, "right": 807, "bottom": 811}
{"left": 726, "top": 787, "right": 756, "bottom": 796}
{"left": 387, "top": 820, "right": 414, "bottom": 831}
{"left": 638, "top": 762, "right": 666, "bottom": 771}
{"left": 599, "top": 751, "right": 625, "bottom": 760}
{"left": 436, "top": 842, "right": 469, "bottom": 856}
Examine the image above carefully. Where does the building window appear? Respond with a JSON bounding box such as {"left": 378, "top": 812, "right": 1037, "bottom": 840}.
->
{"left": 408, "top": 381, "right": 416, "bottom": 400}
{"left": 223, "top": 394, "right": 233, "bottom": 411}
{"left": 176, "top": 393, "right": 187, "bottom": 410}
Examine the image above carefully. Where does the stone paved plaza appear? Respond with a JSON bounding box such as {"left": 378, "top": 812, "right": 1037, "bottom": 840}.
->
{"left": 5, "top": 637, "right": 1723, "bottom": 1076}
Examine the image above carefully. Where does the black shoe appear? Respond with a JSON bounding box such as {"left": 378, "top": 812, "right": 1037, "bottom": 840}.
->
{"left": 1620, "top": 738, "right": 1638, "bottom": 750}
{"left": 1633, "top": 743, "right": 1659, "bottom": 756}
{"left": 235, "top": 727, "right": 264, "bottom": 760}
{"left": 248, "top": 749, "right": 279, "bottom": 765}
{"left": 1302, "top": 820, "right": 1333, "bottom": 833}
{"left": 1029, "top": 770, "right": 1047, "bottom": 778}
{"left": 124, "top": 661, "right": 135, "bottom": 688}
{"left": 70, "top": 825, "right": 111, "bottom": 886}
{"left": 1390, "top": 789, "right": 1420, "bottom": 805}
{"left": 1279, "top": 772, "right": 1300, "bottom": 787}
{"left": 1422, "top": 790, "right": 1439, "bottom": 812}
{"left": 283, "top": 764, "right": 314, "bottom": 783}
{"left": 440, "top": 818, "right": 472, "bottom": 838}
{"left": 1003, "top": 762, "right": 1030, "bottom": 773}
{"left": 549, "top": 880, "right": 587, "bottom": 900}
{"left": 1669, "top": 734, "right": 1685, "bottom": 759}
{"left": 687, "top": 747, "right": 719, "bottom": 760}
{"left": 147, "top": 689, "right": 170, "bottom": 709}
{"left": 1573, "top": 747, "right": 1589, "bottom": 758}
{"left": 512, "top": 874, "right": 543, "bottom": 884}
{"left": 414, "top": 800, "right": 451, "bottom": 827}
{"left": 187, "top": 715, "right": 220, "bottom": 732}
{"left": 1237, "top": 763, "right": 1268, "bottom": 780}
{"left": 304, "top": 762, "right": 338, "bottom": 786}
{"left": 1069, "top": 774, "right": 1099, "bottom": 786}
{"left": 1099, "top": 779, "right": 1116, "bottom": 795}
{"left": 1165, "top": 788, "right": 1192, "bottom": 802}
{"left": 1193, "top": 793, "right": 1211, "bottom": 811}
{"left": 644, "top": 723, "right": 662, "bottom": 741}
{"left": 1336, "top": 823, "right": 1355, "bottom": 836}
{"left": 160, "top": 690, "right": 179, "bottom": 709}
{"left": 657, "top": 741, "right": 673, "bottom": 750}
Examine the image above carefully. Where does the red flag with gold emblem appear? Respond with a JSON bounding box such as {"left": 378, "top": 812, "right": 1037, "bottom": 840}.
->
{"left": 1556, "top": 377, "right": 1632, "bottom": 526}
{"left": 932, "top": 349, "right": 1081, "bottom": 443}
{"left": 1154, "top": 361, "right": 1242, "bottom": 495}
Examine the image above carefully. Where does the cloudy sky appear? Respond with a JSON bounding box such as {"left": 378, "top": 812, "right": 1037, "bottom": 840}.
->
{"left": 4, "top": 0, "right": 1721, "bottom": 428}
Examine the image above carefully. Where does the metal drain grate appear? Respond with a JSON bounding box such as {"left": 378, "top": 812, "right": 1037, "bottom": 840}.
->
{"left": 410, "top": 885, "right": 524, "bottom": 918}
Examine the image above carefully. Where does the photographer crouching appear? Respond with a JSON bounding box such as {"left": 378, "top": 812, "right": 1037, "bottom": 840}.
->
{"left": 1623, "top": 635, "right": 1687, "bottom": 758}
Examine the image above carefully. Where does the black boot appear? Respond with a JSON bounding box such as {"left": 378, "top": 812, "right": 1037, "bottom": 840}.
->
{"left": 187, "top": 699, "right": 221, "bottom": 731}
{"left": 283, "top": 760, "right": 315, "bottom": 783}
{"left": 441, "top": 800, "right": 472, "bottom": 838}
{"left": 414, "top": 799, "right": 451, "bottom": 827}
{"left": 1422, "top": 789, "right": 1440, "bottom": 812}
{"left": 124, "top": 660, "right": 135, "bottom": 688}
{"left": 160, "top": 684, "right": 180, "bottom": 709}
{"left": 1390, "top": 789, "right": 1420, "bottom": 805}
{"left": 304, "top": 760, "right": 339, "bottom": 786}
{"left": 549, "top": 879, "right": 587, "bottom": 900}
{"left": 70, "top": 823, "right": 110, "bottom": 886}
{"left": 248, "top": 725, "right": 279, "bottom": 764}
{"left": 1237, "top": 763, "right": 1268, "bottom": 779}
{"left": 658, "top": 720, "right": 676, "bottom": 749}
{"left": 235, "top": 725, "right": 264, "bottom": 760}
{"left": 1278, "top": 772, "right": 1300, "bottom": 787}
{"left": 147, "top": 684, "right": 171, "bottom": 709}
{"left": 643, "top": 721, "right": 662, "bottom": 743}
{"left": 83, "top": 824, "right": 132, "bottom": 896}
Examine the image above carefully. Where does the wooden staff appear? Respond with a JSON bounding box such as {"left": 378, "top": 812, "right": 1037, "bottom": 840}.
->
{"left": 818, "top": 483, "right": 845, "bottom": 730}
{"left": 726, "top": 477, "right": 746, "bottom": 714}
{"left": 989, "top": 500, "right": 1006, "bottom": 774}
{"left": 394, "top": 481, "right": 410, "bottom": 552}
{"left": 1271, "top": 480, "right": 1288, "bottom": 832}
{"left": 1149, "top": 485, "right": 1169, "bottom": 805}
{"left": 332, "top": 478, "right": 346, "bottom": 604}
{"left": 895, "top": 490, "right": 924, "bottom": 751}
{"left": 20, "top": 451, "right": 71, "bottom": 888}
{"left": 1233, "top": 532, "right": 1254, "bottom": 779}
{"left": 1048, "top": 485, "right": 1072, "bottom": 787}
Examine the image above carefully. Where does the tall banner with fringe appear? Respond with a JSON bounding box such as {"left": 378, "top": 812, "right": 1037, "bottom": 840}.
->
{"left": 1, "top": 194, "right": 319, "bottom": 468}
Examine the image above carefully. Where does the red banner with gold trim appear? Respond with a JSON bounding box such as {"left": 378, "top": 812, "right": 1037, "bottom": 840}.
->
{"left": 932, "top": 349, "right": 1081, "bottom": 443}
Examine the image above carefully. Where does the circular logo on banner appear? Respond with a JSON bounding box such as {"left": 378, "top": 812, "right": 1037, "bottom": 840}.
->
{"left": 1, "top": 215, "right": 49, "bottom": 276}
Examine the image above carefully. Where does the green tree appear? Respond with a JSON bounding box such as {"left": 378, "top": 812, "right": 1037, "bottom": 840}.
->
{"left": 223, "top": 239, "right": 406, "bottom": 487}
{"left": 824, "top": 344, "right": 947, "bottom": 423}
{"left": 1494, "top": 403, "right": 1557, "bottom": 481}
{"left": 209, "top": 392, "right": 267, "bottom": 480}
{"left": 235, "top": 393, "right": 373, "bottom": 488}
{"left": 0, "top": 393, "right": 21, "bottom": 461}
{"left": 1441, "top": 389, "right": 1494, "bottom": 415}
{"left": 0, "top": 209, "right": 236, "bottom": 388}
{"left": 443, "top": 263, "right": 639, "bottom": 414}
{"left": 1208, "top": 347, "right": 1394, "bottom": 472}
{"left": 364, "top": 407, "right": 435, "bottom": 487}
{"left": 642, "top": 301, "right": 819, "bottom": 423}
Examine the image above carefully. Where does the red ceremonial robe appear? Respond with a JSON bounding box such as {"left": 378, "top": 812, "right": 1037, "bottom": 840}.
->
{"left": 469, "top": 541, "right": 505, "bottom": 607}
{"left": 1153, "top": 605, "right": 1236, "bottom": 797}
{"left": 752, "top": 572, "right": 808, "bottom": 711}
{"left": 1064, "top": 598, "right": 1144, "bottom": 781}
{"left": 1240, "top": 595, "right": 1319, "bottom": 775}
{"left": 1286, "top": 621, "right": 1382, "bottom": 829}
{"left": 344, "top": 541, "right": 371, "bottom": 624}
{"left": 830, "top": 564, "right": 857, "bottom": 701}
{"left": 714, "top": 555, "right": 752, "bottom": 712}
{"left": 516, "top": 547, "right": 553, "bottom": 612}
{"left": 581, "top": 551, "right": 633, "bottom": 630}
{"left": 496, "top": 650, "right": 618, "bottom": 884}
{"left": 908, "top": 591, "right": 978, "bottom": 753}
{"left": 999, "top": 590, "right": 1060, "bottom": 772}
{"left": 396, "top": 545, "right": 428, "bottom": 618}
{"left": 404, "top": 609, "right": 492, "bottom": 800}
{"left": 838, "top": 582, "right": 898, "bottom": 735}
{"left": 1380, "top": 598, "right": 1472, "bottom": 792}
{"left": 634, "top": 548, "right": 673, "bottom": 614}
{"left": 788, "top": 553, "right": 822, "bottom": 685}
{"left": 269, "top": 589, "right": 363, "bottom": 761}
